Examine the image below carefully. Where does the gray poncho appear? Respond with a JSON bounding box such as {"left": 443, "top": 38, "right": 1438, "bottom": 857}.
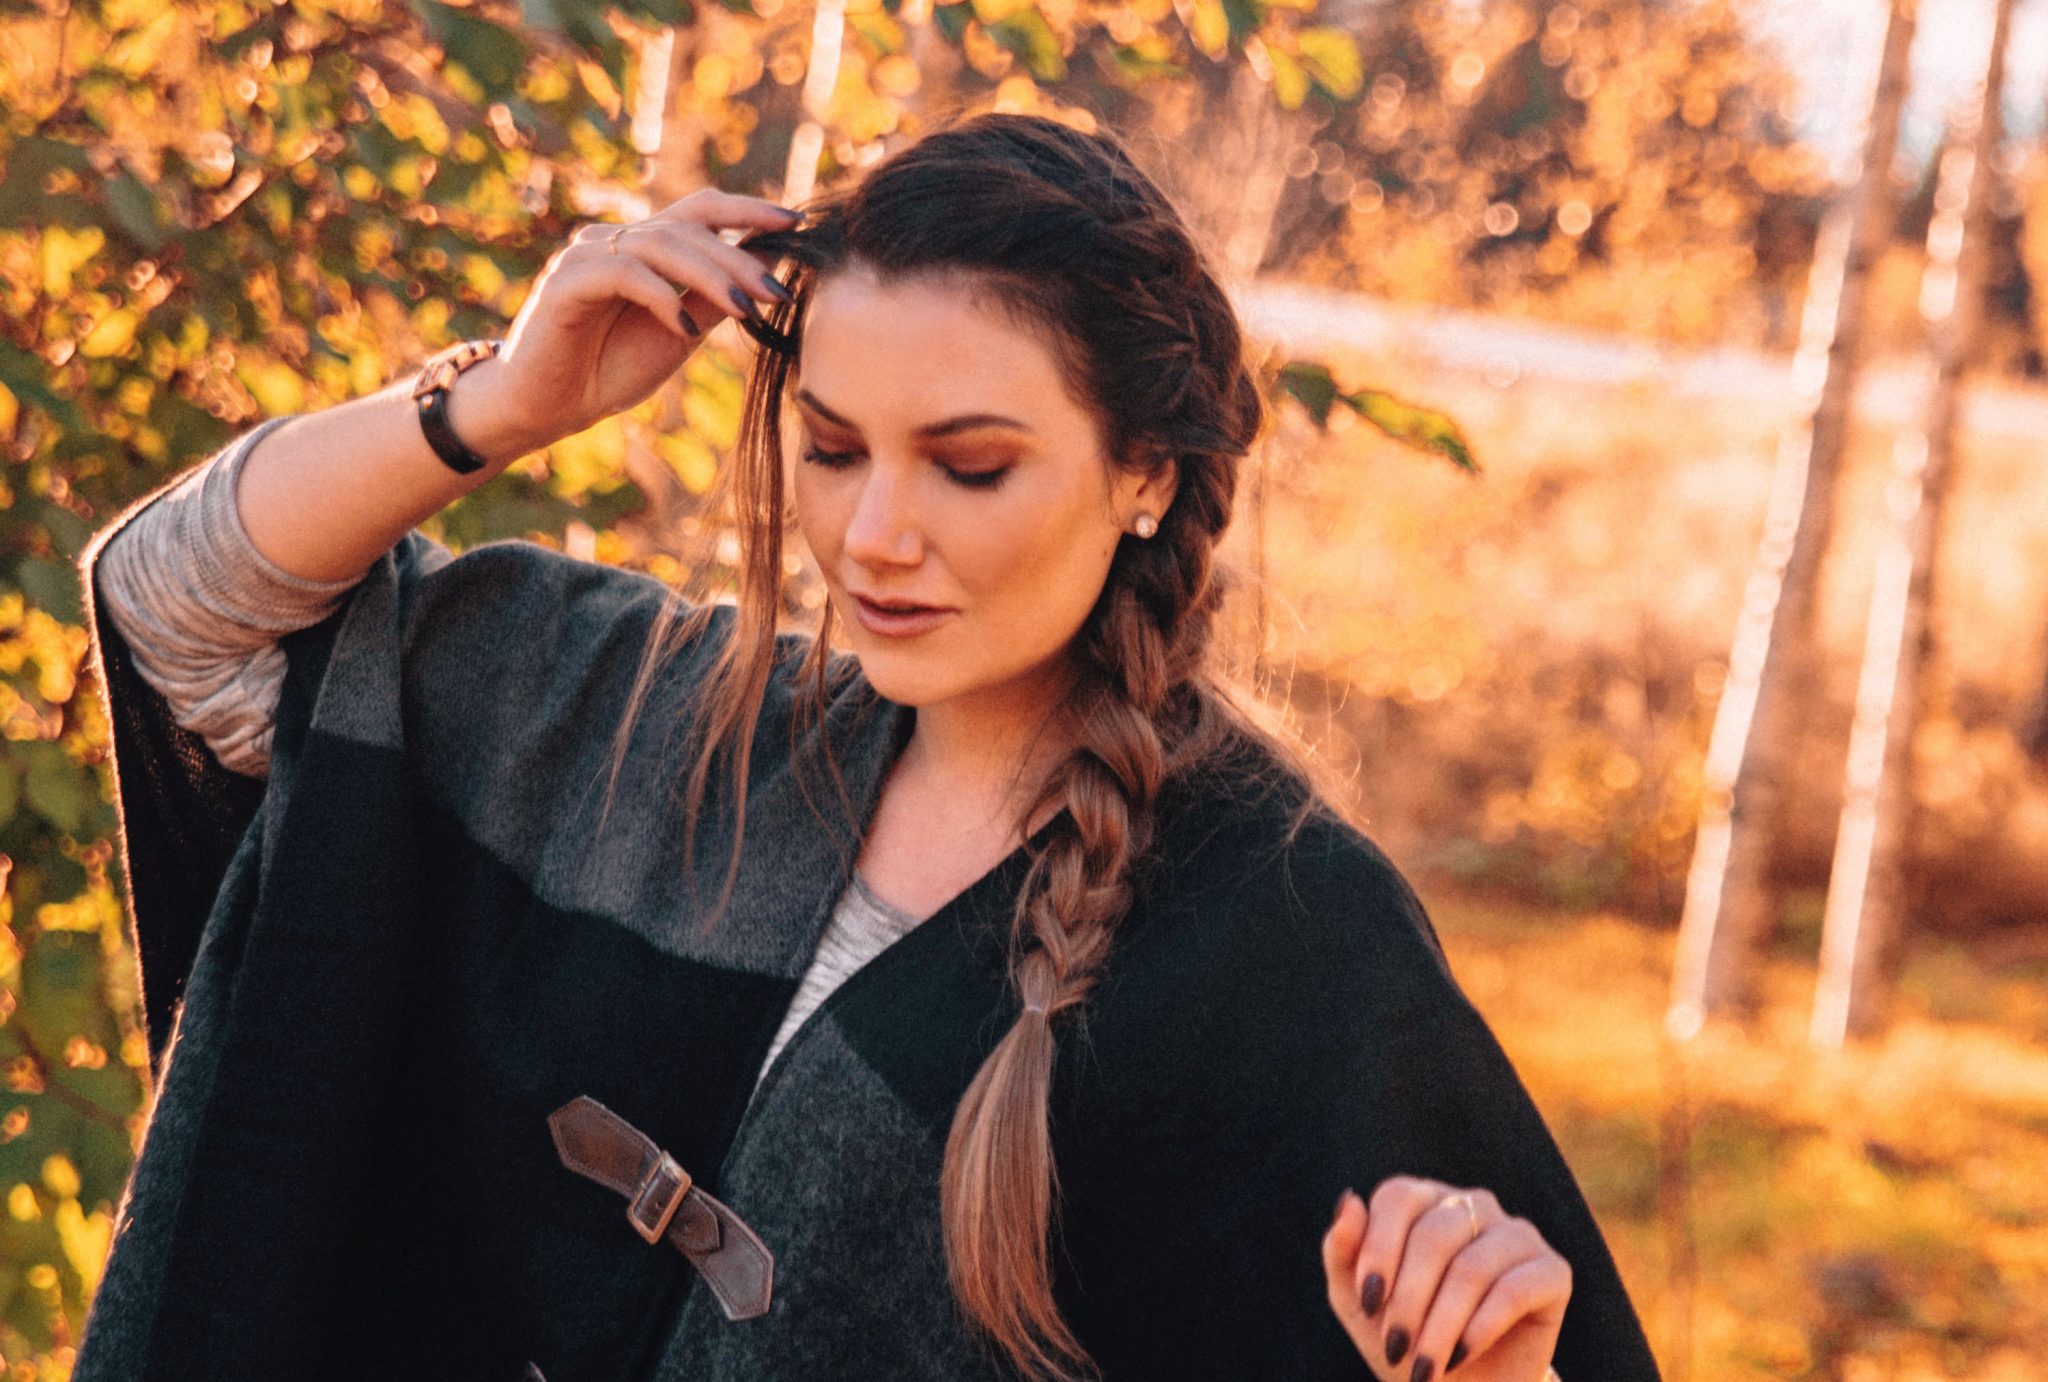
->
{"left": 72, "top": 464, "right": 1663, "bottom": 1381}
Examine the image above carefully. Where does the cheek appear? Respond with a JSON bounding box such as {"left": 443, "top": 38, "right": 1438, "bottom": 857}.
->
{"left": 791, "top": 467, "right": 843, "bottom": 564}
{"left": 950, "top": 490, "right": 1116, "bottom": 634}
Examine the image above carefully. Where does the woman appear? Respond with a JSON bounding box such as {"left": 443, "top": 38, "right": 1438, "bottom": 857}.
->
{"left": 75, "top": 113, "right": 1659, "bottom": 1381}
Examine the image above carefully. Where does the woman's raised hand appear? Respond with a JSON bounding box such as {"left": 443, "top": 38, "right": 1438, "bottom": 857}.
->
{"left": 1323, "top": 1176, "right": 1570, "bottom": 1382}
{"left": 487, "top": 188, "right": 802, "bottom": 455}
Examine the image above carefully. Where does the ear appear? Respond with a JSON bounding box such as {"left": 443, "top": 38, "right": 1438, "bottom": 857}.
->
{"left": 1116, "top": 452, "right": 1179, "bottom": 525}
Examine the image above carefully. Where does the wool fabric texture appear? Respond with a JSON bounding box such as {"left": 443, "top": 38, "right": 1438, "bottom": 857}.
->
{"left": 71, "top": 450, "right": 1664, "bottom": 1381}
{"left": 87, "top": 418, "right": 950, "bottom": 1107}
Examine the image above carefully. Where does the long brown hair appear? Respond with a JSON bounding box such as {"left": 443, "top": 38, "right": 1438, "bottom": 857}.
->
{"left": 599, "top": 111, "right": 1341, "bottom": 1380}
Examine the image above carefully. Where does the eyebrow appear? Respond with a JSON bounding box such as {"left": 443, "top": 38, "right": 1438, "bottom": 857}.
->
{"left": 794, "top": 388, "right": 1036, "bottom": 438}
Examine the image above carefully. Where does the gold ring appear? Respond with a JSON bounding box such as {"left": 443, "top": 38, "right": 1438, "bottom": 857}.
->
{"left": 1442, "top": 1192, "right": 1478, "bottom": 1244}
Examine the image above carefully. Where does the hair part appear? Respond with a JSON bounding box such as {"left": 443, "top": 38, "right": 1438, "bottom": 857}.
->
{"left": 598, "top": 110, "right": 1351, "bottom": 1380}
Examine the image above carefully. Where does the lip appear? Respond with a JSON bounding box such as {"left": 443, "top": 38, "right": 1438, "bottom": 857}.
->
{"left": 849, "top": 592, "right": 957, "bottom": 638}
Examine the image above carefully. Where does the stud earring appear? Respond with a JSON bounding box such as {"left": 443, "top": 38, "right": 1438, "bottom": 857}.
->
{"left": 1133, "top": 512, "right": 1159, "bottom": 539}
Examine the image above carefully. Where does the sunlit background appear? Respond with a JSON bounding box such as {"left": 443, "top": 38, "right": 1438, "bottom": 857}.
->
{"left": 3, "top": 0, "right": 2046, "bottom": 1376}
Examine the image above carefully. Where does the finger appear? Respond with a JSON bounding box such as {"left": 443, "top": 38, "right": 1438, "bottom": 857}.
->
{"left": 656, "top": 186, "right": 805, "bottom": 232}
{"left": 570, "top": 229, "right": 765, "bottom": 331}
{"left": 1322, "top": 1189, "right": 1395, "bottom": 1381}
{"left": 1322, "top": 1188, "right": 1368, "bottom": 1315}
{"left": 611, "top": 259, "right": 703, "bottom": 340}
{"left": 614, "top": 221, "right": 792, "bottom": 318}
{"left": 1379, "top": 1190, "right": 1487, "bottom": 1370}
{"left": 1356, "top": 1177, "right": 1451, "bottom": 1328}
{"left": 549, "top": 252, "right": 702, "bottom": 341}
{"left": 1411, "top": 1218, "right": 1546, "bottom": 1380}
{"left": 1456, "top": 1252, "right": 1573, "bottom": 1369}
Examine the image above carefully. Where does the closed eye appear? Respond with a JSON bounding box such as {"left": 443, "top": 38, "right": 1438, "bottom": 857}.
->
{"left": 797, "top": 444, "right": 1010, "bottom": 492}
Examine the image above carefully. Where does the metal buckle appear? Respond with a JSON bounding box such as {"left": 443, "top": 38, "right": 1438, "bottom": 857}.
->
{"left": 626, "top": 1150, "right": 692, "bottom": 1245}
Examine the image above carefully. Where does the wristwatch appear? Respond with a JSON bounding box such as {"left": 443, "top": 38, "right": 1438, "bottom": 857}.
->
{"left": 410, "top": 338, "right": 506, "bottom": 474}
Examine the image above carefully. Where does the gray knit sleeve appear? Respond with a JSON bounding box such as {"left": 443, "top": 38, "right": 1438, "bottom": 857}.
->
{"left": 95, "top": 414, "right": 372, "bottom": 780}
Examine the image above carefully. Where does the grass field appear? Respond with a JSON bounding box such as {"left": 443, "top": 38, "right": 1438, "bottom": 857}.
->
{"left": 1427, "top": 881, "right": 2048, "bottom": 1381}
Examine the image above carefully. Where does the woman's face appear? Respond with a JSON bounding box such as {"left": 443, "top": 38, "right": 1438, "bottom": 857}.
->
{"left": 790, "top": 264, "right": 1177, "bottom": 719}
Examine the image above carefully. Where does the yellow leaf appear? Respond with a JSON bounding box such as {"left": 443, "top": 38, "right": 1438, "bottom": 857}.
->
{"left": 40, "top": 1154, "right": 79, "bottom": 1199}
{"left": 236, "top": 357, "right": 307, "bottom": 415}
{"left": 1268, "top": 49, "right": 1309, "bottom": 110}
{"left": 1297, "top": 27, "right": 1363, "bottom": 99}
{"left": 655, "top": 431, "right": 719, "bottom": 496}
{"left": 544, "top": 415, "right": 628, "bottom": 498}
{"left": 1188, "top": 0, "right": 1228, "bottom": 56}
{"left": 351, "top": 350, "right": 384, "bottom": 397}
{"left": 104, "top": 9, "right": 179, "bottom": 78}
{"left": 40, "top": 226, "right": 105, "bottom": 298}
{"left": 576, "top": 57, "right": 622, "bottom": 120}
{"left": 0, "top": 380, "right": 17, "bottom": 438}
{"left": 461, "top": 253, "right": 507, "bottom": 305}
{"left": 57, "top": 1198, "right": 113, "bottom": 1298}
{"left": 79, "top": 309, "right": 140, "bottom": 359}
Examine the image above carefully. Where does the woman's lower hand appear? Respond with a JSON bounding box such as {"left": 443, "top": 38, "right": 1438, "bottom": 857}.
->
{"left": 1322, "top": 1176, "right": 1570, "bottom": 1382}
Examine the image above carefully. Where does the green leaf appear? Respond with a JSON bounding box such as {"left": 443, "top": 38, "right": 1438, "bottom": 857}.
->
{"left": 0, "top": 342, "right": 85, "bottom": 432}
{"left": 418, "top": 3, "right": 531, "bottom": 93}
{"left": 17, "top": 558, "right": 83, "bottom": 628}
{"left": 103, "top": 175, "right": 166, "bottom": 252}
{"left": 1103, "top": 43, "right": 1187, "bottom": 82}
{"left": 1277, "top": 360, "right": 1339, "bottom": 425}
{"left": 0, "top": 759, "right": 21, "bottom": 829}
{"left": 987, "top": 11, "right": 1066, "bottom": 80}
{"left": 23, "top": 743, "right": 92, "bottom": 836}
{"left": 1276, "top": 361, "right": 1479, "bottom": 472}
{"left": 1219, "top": 0, "right": 1261, "bottom": 45}
{"left": 934, "top": 0, "right": 972, "bottom": 42}
{"left": 1346, "top": 388, "right": 1478, "bottom": 472}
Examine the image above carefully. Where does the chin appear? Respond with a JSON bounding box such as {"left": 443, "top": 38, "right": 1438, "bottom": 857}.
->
{"left": 847, "top": 649, "right": 963, "bottom": 708}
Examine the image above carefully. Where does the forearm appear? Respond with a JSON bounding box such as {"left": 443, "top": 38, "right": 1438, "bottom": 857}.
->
{"left": 235, "top": 353, "right": 543, "bottom": 584}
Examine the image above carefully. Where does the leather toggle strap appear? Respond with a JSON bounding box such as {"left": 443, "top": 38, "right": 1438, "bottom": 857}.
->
{"left": 546, "top": 1095, "right": 775, "bottom": 1321}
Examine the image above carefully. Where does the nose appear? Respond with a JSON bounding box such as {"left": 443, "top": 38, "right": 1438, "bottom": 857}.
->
{"left": 841, "top": 459, "right": 925, "bottom": 569}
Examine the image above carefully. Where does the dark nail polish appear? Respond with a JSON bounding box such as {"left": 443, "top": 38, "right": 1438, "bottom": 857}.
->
{"left": 1385, "top": 1325, "right": 1410, "bottom": 1366}
{"left": 1447, "top": 1341, "right": 1467, "bottom": 1372}
{"left": 1409, "top": 1355, "right": 1434, "bottom": 1382}
{"left": 774, "top": 204, "right": 803, "bottom": 221}
{"left": 678, "top": 301, "right": 701, "bottom": 336}
{"left": 727, "top": 283, "right": 768, "bottom": 324}
{"left": 761, "top": 273, "right": 794, "bottom": 303}
{"left": 1361, "top": 1272, "right": 1385, "bottom": 1318}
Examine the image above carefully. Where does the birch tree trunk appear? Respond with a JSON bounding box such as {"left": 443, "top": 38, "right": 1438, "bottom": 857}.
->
{"left": 602, "top": 19, "right": 722, "bottom": 559}
{"left": 1811, "top": 0, "right": 2015, "bottom": 1047}
{"left": 783, "top": 0, "right": 850, "bottom": 208}
{"left": 1665, "top": 0, "right": 1919, "bottom": 1038}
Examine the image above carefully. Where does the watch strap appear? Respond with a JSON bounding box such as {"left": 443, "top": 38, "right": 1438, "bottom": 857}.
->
{"left": 410, "top": 338, "right": 505, "bottom": 474}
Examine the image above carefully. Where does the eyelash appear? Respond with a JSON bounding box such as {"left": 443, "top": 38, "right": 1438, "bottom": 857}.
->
{"left": 797, "top": 444, "right": 1010, "bottom": 492}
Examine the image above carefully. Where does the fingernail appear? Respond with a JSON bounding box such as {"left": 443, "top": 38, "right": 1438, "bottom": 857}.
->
{"left": 1361, "top": 1272, "right": 1385, "bottom": 1318}
{"left": 774, "top": 204, "right": 803, "bottom": 221}
{"left": 761, "top": 273, "right": 794, "bottom": 303}
{"left": 678, "top": 301, "right": 701, "bottom": 336}
{"left": 1447, "top": 1341, "right": 1467, "bottom": 1372}
{"left": 1409, "top": 1356, "right": 1434, "bottom": 1382}
{"left": 728, "top": 283, "right": 769, "bottom": 324}
{"left": 1385, "top": 1325, "right": 1411, "bottom": 1366}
